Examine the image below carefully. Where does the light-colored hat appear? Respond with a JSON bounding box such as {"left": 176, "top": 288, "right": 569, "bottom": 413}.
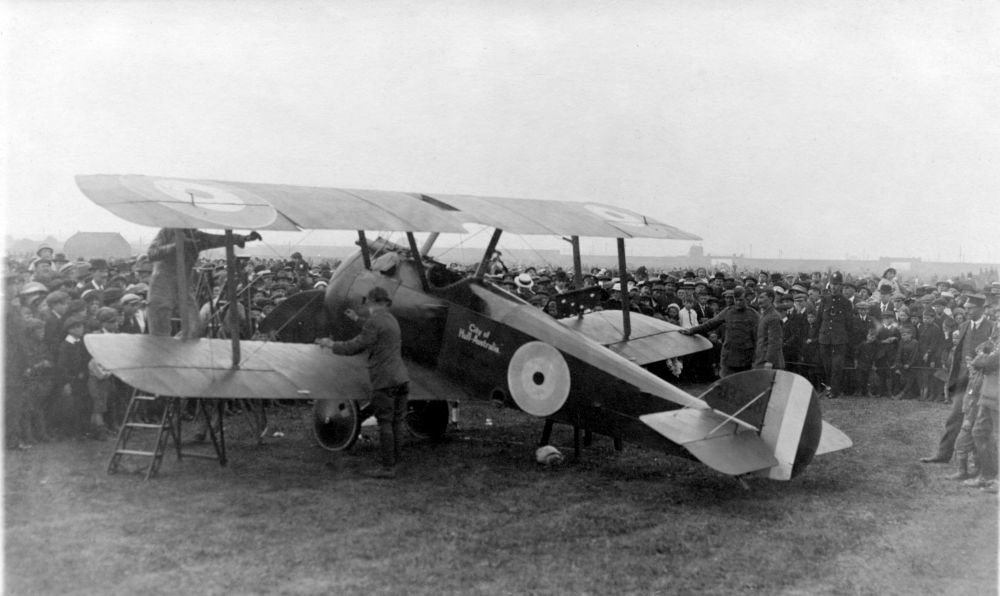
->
{"left": 515, "top": 273, "right": 534, "bottom": 289}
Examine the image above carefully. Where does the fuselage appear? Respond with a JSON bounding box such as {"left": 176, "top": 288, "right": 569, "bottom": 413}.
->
{"left": 322, "top": 243, "right": 705, "bottom": 456}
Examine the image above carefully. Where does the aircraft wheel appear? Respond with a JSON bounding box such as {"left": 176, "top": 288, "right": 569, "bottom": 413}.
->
{"left": 405, "top": 400, "right": 450, "bottom": 440}
{"left": 313, "top": 399, "right": 361, "bottom": 451}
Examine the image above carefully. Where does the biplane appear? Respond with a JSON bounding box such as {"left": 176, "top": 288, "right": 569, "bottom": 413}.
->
{"left": 77, "top": 174, "right": 851, "bottom": 481}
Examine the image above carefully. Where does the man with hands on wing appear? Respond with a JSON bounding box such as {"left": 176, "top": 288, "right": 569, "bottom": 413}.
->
{"left": 317, "top": 286, "right": 410, "bottom": 479}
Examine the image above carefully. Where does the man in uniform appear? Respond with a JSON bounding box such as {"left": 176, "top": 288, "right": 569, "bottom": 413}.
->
{"left": 680, "top": 286, "right": 758, "bottom": 377}
{"left": 146, "top": 228, "right": 261, "bottom": 338}
{"left": 754, "top": 289, "right": 784, "bottom": 370}
{"left": 318, "top": 287, "right": 410, "bottom": 478}
{"left": 814, "top": 271, "right": 853, "bottom": 398}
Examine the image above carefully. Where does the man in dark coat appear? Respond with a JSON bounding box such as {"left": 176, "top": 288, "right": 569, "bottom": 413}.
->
{"left": 872, "top": 283, "right": 896, "bottom": 318}
{"left": 42, "top": 291, "right": 71, "bottom": 360}
{"left": 754, "top": 289, "right": 784, "bottom": 369}
{"left": 850, "top": 302, "right": 878, "bottom": 397}
{"left": 920, "top": 294, "right": 995, "bottom": 463}
{"left": 916, "top": 309, "right": 945, "bottom": 400}
{"left": 118, "top": 293, "right": 145, "bottom": 334}
{"left": 681, "top": 286, "right": 758, "bottom": 377}
{"left": 318, "top": 287, "right": 410, "bottom": 478}
{"left": 814, "top": 271, "right": 853, "bottom": 398}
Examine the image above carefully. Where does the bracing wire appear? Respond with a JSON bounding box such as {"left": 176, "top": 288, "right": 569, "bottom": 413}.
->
{"left": 236, "top": 291, "right": 325, "bottom": 368}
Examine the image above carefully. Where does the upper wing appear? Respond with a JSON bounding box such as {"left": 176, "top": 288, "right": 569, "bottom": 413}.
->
{"left": 432, "top": 194, "right": 702, "bottom": 240}
{"left": 75, "top": 174, "right": 700, "bottom": 239}
{"left": 75, "top": 175, "right": 468, "bottom": 233}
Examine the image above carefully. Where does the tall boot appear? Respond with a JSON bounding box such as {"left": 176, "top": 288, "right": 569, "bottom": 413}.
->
{"left": 378, "top": 421, "right": 396, "bottom": 469}
{"left": 392, "top": 420, "right": 405, "bottom": 465}
{"left": 363, "top": 421, "right": 398, "bottom": 479}
{"left": 946, "top": 454, "right": 974, "bottom": 481}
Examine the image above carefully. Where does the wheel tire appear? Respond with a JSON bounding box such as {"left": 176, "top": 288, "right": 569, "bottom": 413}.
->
{"left": 405, "top": 400, "right": 450, "bottom": 440}
{"left": 313, "top": 399, "right": 361, "bottom": 451}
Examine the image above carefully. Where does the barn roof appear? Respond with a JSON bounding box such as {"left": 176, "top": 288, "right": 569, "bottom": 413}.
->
{"left": 63, "top": 232, "right": 133, "bottom": 259}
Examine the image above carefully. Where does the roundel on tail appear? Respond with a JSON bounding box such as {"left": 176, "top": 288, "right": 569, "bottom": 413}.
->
{"left": 507, "top": 341, "right": 570, "bottom": 417}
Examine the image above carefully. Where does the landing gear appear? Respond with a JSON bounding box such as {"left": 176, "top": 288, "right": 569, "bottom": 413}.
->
{"left": 313, "top": 400, "right": 365, "bottom": 451}
{"left": 405, "top": 400, "right": 450, "bottom": 440}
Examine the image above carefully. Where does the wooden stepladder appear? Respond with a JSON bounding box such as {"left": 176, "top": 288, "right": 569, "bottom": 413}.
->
{"left": 108, "top": 389, "right": 227, "bottom": 480}
{"left": 107, "top": 390, "right": 182, "bottom": 480}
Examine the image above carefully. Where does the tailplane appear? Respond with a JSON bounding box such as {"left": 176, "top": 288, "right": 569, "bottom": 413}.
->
{"left": 640, "top": 370, "right": 851, "bottom": 480}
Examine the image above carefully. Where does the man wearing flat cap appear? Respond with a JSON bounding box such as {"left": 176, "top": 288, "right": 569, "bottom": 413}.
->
{"left": 841, "top": 281, "right": 858, "bottom": 308}
{"left": 920, "top": 293, "right": 995, "bottom": 464}
{"left": 916, "top": 308, "right": 945, "bottom": 401}
{"left": 118, "top": 293, "right": 145, "bottom": 334}
{"left": 850, "top": 301, "right": 878, "bottom": 397}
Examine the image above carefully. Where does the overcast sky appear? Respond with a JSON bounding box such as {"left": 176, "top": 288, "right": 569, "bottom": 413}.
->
{"left": 4, "top": 1, "right": 998, "bottom": 262}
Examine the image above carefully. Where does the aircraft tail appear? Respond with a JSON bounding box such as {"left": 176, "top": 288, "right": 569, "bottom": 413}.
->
{"left": 640, "top": 370, "right": 851, "bottom": 480}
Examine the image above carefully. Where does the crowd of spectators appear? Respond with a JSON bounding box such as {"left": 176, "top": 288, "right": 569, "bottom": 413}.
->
{"left": 4, "top": 242, "right": 999, "bottom": 494}
{"left": 490, "top": 263, "right": 998, "bottom": 390}
{"left": 485, "top": 260, "right": 999, "bottom": 493}
{"left": 3, "top": 244, "right": 339, "bottom": 448}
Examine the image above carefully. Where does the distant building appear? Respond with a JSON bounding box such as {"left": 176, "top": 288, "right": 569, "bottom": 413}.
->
{"left": 63, "top": 232, "right": 133, "bottom": 259}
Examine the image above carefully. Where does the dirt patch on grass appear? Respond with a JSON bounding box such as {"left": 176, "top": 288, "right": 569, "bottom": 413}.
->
{"left": 4, "top": 397, "right": 997, "bottom": 595}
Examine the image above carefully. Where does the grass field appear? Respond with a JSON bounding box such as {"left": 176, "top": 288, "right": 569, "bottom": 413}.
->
{"left": 4, "top": 394, "right": 997, "bottom": 595}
